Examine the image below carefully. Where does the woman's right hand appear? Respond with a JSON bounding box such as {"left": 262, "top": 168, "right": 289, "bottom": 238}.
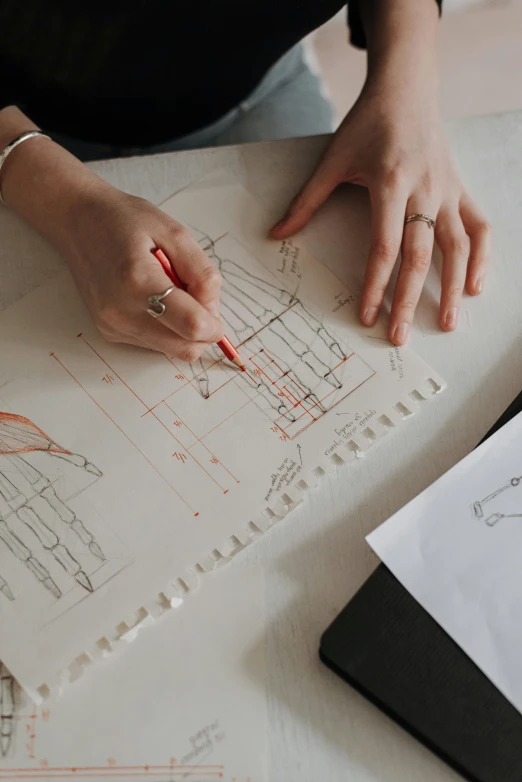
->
{"left": 0, "top": 106, "right": 224, "bottom": 363}
{"left": 59, "top": 183, "right": 225, "bottom": 362}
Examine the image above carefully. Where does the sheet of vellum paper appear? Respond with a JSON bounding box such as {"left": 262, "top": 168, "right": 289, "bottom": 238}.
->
{"left": 0, "top": 169, "right": 445, "bottom": 698}
{"left": 368, "top": 412, "right": 522, "bottom": 717}
{"left": 0, "top": 563, "right": 267, "bottom": 782}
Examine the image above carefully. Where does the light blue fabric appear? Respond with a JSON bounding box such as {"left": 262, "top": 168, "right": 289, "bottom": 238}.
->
{"left": 49, "top": 43, "right": 335, "bottom": 161}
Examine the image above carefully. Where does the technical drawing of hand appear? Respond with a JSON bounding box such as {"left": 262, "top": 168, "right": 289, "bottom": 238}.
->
{"left": 0, "top": 663, "right": 15, "bottom": 758}
{"left": 0, "top": 413, "right": 104, "bottom": 601}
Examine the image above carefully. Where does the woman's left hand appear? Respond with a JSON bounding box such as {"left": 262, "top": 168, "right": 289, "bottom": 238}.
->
{"left": 271, "top": 79, "right": 491, "bottom": 346}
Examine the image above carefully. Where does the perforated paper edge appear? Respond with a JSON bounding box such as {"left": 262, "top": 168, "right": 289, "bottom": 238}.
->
{"left": 30, "top": 373, "right": 446, "bottom": 703}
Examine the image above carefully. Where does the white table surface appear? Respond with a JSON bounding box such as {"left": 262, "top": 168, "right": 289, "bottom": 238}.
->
{"left": 1, "top": 109, "right": 522, "bottom": 782}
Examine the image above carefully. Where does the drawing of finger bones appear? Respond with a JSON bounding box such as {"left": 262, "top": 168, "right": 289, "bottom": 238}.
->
{"left": 186, "top": 228, "right": 374, "bottom": 435}
{"left": 0, "top": 663, "right": 15, "bottom": 758}
{"left": 0, "top": 412, "right": 104, "bottom": 599}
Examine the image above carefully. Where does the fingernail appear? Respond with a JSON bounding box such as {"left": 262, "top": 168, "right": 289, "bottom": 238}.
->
{"left": 445, "top": 307, "right": 459, "bottom": 330}
{"left": 363, "top": 307, "right": 379, "bottom": 326}
{"left": 474, "top": 277, "right": 483, "bottom": 294}
{"left": 393, "top": 322, "right": 410, "bottom": 345}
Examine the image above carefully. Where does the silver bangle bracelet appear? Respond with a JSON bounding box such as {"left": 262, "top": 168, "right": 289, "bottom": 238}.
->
{"left": 0, "top": 130, "right": 51, "bottom": 206}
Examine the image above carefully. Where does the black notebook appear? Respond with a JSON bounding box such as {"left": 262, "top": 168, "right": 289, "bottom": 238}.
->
{"left": 320, "top": 392, "right": 522, "bottom": 782}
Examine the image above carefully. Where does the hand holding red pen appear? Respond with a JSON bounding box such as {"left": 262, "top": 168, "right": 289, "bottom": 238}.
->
{"left": 152, "top": 248, "right": 246, "bottom": 370}
{"left": 49, "top": 185, "right": 226, "bottom": 362}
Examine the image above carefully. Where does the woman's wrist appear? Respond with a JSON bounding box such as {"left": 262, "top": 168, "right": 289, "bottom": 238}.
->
{"left": 0, "top": 106, "right": 111, "bottom": 249}
{"left": 361, "top": 0, "right": 439, "bottom": 105}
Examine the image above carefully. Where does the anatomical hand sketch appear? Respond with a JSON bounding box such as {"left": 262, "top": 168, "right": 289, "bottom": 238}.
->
{"left": 0, "top": 412, "right": 103, "bottom": 601}
{"left": 472, "top": 474, "right": 522, "bottom": 526}
{"left": 0, "top": 663, "right": 15, "bottom": 758}
{"left": 188, "top": 229, "right": 374, "bottom": 438}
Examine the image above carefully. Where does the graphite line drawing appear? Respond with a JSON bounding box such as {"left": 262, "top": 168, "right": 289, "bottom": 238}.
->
{"left": 0, "top": 663, "right": 15, "bottom": 758}
{"left": 17, "top": 506, "right": 93, "bottom": 593}
{"left": 0, "top": 573, "right": 14, "bottom": 602}
{"left": 0, "top": 412, "right": 104, "bottom": 598}
{"left": 472, "top": 475, "right": 522, "bottom": 519}
{"left": 483, "top": 512, "right": 522, "bottom": 527}
{"left": 186, "top": 230, "right": 375, "bottom": 437}
{"left": 0, "top": 519, "right": 61, "bottom": 598}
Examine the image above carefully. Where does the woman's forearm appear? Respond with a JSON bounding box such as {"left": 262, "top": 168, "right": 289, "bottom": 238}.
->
{"left": 360, "top": 0, "right": 439, "bottom": 96}
{"left": 0, "top": 106, "right": 108, "bottom": 249}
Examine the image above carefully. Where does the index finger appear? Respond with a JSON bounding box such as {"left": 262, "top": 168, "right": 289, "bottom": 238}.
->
{"left": 160, "top": 226, "right": 223, "bottom": 317}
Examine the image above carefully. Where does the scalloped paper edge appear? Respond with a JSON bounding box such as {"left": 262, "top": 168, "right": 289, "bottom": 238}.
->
{"left": 31, "top": 373, "right": 446, "bottom": 703}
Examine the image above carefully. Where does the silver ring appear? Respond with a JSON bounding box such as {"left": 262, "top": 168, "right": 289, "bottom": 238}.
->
{"left": 405, "top": 213, "right": 436, "bottom": 229}
{"left": 147, "top": 285, "right": 176, "bottom": 318}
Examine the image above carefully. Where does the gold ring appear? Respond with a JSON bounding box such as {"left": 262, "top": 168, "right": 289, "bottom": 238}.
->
{"left": 405, "top": 213, "right": 436, "bottom": 229}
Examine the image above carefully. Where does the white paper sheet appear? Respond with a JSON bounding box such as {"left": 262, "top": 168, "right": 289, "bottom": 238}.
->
{"left": 0, "top": 563, "right": 266, "bottom": 782}
{"left": 0, "top": 171, "right": 445, "bottom": 698}
{"left": 367, "top": 412, "right": 522, "bottom": 716}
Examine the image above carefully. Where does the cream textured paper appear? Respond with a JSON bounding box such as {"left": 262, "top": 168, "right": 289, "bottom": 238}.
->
{"left": 0, "top": 171, "right": 445, "bottom": 698}
{"left": 0, "top": 563, "right": 266, "bottom": 781}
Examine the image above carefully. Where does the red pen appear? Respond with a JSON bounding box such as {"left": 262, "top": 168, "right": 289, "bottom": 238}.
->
{"left": 152, "top": 248, "right": 246, "bottom": 371}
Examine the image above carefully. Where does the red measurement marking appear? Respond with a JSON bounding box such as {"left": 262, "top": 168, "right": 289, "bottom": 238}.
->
{"left": 75, "top": 336, "right": 224, "bottom": 499}
{"left": 210, "top": 456, "right": 219, "bottom": 465}
{"left": 172, "top": 420, "right": 183, "bottom": 427}
{"left": 173, "top": 452, "right": 187, "bottom": 464}
{"left": 175, "top": 374, "right": 185, "bottom": 381}
{"left": 165, "top": 402, "right": 239, "bottom": 485}
{"left": 50, "top": 353, "right": 198, "bottom": 515}
{"left": 0, "top": 763, "right": 224, "bottom": 780}
{"left": 101, "top": 374, "right": 115, "bottom": 385}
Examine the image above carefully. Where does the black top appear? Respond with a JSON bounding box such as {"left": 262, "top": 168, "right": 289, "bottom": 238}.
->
{"left": 0, "top": 1, "right": 442, "bottom": 147}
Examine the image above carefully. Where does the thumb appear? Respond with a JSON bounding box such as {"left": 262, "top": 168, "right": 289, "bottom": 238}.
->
{"left": 270, "top": 168, "right": 337, "bottom": 239}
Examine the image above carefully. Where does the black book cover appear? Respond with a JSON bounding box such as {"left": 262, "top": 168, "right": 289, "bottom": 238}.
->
{"left": 320, "top": 393, "right": 522, "bottom": 782}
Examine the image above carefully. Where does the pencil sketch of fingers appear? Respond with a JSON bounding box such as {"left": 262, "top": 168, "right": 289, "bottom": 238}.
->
{"left": 0, "top": 518, "right": 61, "bottom": 598}
{"left": 0, "top": 572, "right": 14, "bottom": 601}
{"left": 0, "top": 411, "right": 105, "bottom": 597}
{"left": 0, "top": 663, "right": 15, "bottom": 758}
{"left": 17, "top": 506, "right": 93, "bottom": 593}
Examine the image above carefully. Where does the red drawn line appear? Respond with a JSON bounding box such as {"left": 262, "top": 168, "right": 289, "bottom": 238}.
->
{"left": 0, "top": 774, "right": 223, "bottom": 780}
{"left": 249, "top": 358, "right": 273, "bottom": 383}
{"left": 282, "top": 385, "right": 315, "bottom": 420}
{"left": 283, "top": 386, "right": 300, "bottom": 405}
{"left": 236, "top": 300, "right": 299, "bottom": 348}
{"left": 78, "top": 335, "right": 148, "bottom": 408}
{"left": 50, "top": 354, "right": 197, "bottom": 515}
{"left": 149, "top": 410, "right": 227, "bottom": 492}
{"left": 327, "top": 352, "right": 354, "bottom": 372}
{"left": 164, "top": 403, "right": 239, "bottom": 484}
{"left": 200, "top": 396, "right": 253, "bottom": 439}
{"left": 76, "top": 336, "right": 225, "bottom": 493}
{"left": 0, "top": 765, "right": 223, "bottom": 772}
